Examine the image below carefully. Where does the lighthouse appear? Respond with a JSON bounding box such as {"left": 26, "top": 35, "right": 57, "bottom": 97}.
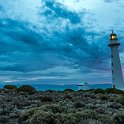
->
{"left": 108, "top": 31, "right": 124, "bottom": 90}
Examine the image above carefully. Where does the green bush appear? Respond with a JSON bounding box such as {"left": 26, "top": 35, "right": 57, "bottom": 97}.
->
{"left": 17, "top": 85, "right": 36, "bottom": 94}
{"left": 74, "top": 101, "right": 85, "bottom": 108}
{"left": 45, "top": 90, "right": 55, "bottom": 93}
{"left": 4, "top": 85, "right": 17, "bottom": 90}
{"left": 41, "top": 104, "right": 65, "bottom": 114}
{"left": 0, "top": 116, "right": 8, "bottom": 123}
{"left": 0, "top": 88, "right": 3, "bottom": 92}
{"left": 77, "top": 89, "right": 84, "bottom": 92}
{"left": 19, "top": 107, "right": 115, "bottom": 124}
{"left": 94, "top": 89, "right": 105, "bottom": 94}
{"left": 97, "top": 94, "right": 108, "bottom": 101}
{"left": 86, "top": 89, "right": 95, "bottom": 92}
{"left": 41, "top": 96, "right": 53, "bottom": 102}
{"left": 105, "top": 88, "right": 124, "bottom": 94}
{"left": 114, "top": 111, "right": 124, "bottom": 123}
{"left": 64, "top": 89, "right": 75, "bottom": 92}
{"left": 116, "top": 95, "right": 124, "bottom": 105}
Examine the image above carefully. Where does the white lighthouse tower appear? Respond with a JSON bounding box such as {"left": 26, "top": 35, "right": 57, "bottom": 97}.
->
{"left": 108, "top": 31, "right": 124, "bottom": 90}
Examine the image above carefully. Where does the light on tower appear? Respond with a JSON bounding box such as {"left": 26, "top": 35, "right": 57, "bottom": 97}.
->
{"left": 110, "top": 33, "right": 117, "bottom": 40}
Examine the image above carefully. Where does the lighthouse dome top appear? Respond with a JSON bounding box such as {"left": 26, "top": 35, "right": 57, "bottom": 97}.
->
{"left": 110, "top": 31, "right": 118, "bottom": 40}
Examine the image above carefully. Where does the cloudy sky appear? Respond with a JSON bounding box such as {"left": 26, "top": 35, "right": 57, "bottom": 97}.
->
{"left": 0, "top": 0, "right": 124, "bottom": 84}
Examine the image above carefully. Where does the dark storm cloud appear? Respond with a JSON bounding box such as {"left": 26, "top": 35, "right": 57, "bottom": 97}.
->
{"left": 0, "top": 0, "right": 110, "bottom": 82}
{"left": 40, "top": 0, "right": 109, "bottom": 71}
{"left": 0, "top": 64, "right": 26, "bottom": 72}
{"left": 0, "top": 19, "right": 40, "bottom": 47}
{"left": 42, "top": 0, "right": 81, "bottom": 24}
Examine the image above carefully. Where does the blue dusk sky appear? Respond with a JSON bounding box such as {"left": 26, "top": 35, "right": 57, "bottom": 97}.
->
{"left": 0, "top": 0, "right": 124, "bottom": 84}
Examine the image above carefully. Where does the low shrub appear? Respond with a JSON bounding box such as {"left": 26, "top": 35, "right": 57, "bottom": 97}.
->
{"left": 19, "top": 106, "right": 116, "bottom": 124}
{"left": 45, "top": 90, "right": 55, "bottom": 93}
{"left": 86, "top": 89, "right": 95, "bottom": 92}
{"left": 0, "top": 116, "right": 8, "bottom": 123}
{"left": 17, "top": 85, "right": 36, "bottom": 94}
{"left": 64, "top": 94, "right": 72, "bottom": 100}
{"left": 97, "top": 94, "right": 108, "bottom": 101}
{"left": 77, "top": 89, "right": 84, "bottom": 92}
{"left": 105, "top": 88, "right": 124, "bottom": 94}
{"left": 4, "top": 85, "right": 17, "bottom": 90}
{"left": 41, "top": 96, "right": 53, "bottom": 102}
{"left": 94, "top": 89, "right": 105, "bottom": 94}
{"left": 64, "top": 89, "right": 75, "bottom": 92}
{"left": 79, "top": 119, "right": 104, "bottom": 124}
{"left": 116, "top": 95, "right": 124, "bottom": 105}
{"left": 74, "top": 101, "right": 85, "bottom": 108}
{"left": 114, "top": 112, "right": 124, "bottom": 124}
{"left": 0, "top": 89, "right": 3, "bottom": 92}
{"left": 109, "top": 102, "right": 121, "bottom": 109}
{"left": 41, "top": 104, "right": 65, "bottom": 114}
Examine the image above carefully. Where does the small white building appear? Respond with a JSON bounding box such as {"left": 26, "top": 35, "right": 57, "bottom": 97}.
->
{"left": 77, "top": 82, "right": 90, "bottom": 90}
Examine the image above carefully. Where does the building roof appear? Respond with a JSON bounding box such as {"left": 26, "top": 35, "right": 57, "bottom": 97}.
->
{"left": 77, "top": 82, "right": 89, "bottom": 86}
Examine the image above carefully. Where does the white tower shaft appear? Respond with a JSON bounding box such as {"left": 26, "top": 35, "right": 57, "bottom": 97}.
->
{"left": 109, "top": 33, "right": 124, "bottom": 90}
{"left": 111, "top": 45, "right": 124, "bottom": 88}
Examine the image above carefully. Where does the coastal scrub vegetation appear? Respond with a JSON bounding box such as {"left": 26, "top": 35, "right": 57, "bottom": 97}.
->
{"left": 0, "top": 85, "right": 124, "bottom": 124}
{"left": 64, "top": 89, "right": 75, "bottom": 92}
{"left": 93, "top": 89, "right": 105, "bottom": 94}
{"left": 17, "top": 85, "right": 37, "bottom": 94}
{"left": 105, "top": 88, "right": 124, "bottom": 94}
{"left": 116, "top": 95, "right": 124, "bottom": 105}
{"left": 4, "top": 84, "right": 17, "bottom": 90}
